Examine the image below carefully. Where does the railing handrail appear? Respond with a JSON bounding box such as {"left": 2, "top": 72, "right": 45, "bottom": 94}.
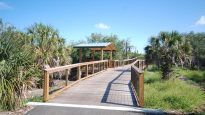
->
{"left": 131, "top": 59, "right": 145, "bottom": 107}
{"left": 44, "top": 60, "right": 108, "bottom": 73}
{"left": 123, "top": 58, "right": 137, "bottom": 61}
{"left": 113, "top": 58, "right": 137, "bottom": 62}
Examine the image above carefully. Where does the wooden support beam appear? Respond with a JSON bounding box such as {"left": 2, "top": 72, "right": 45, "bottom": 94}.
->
{"left": 100, "top": 48, "right": 103, "bottom": 60}
{"left": 43, "top": 71, "right": 49, "bottom": 102}
{"left": 98, "top": 63, "right": 100, "bottom": 71}
{"left": 77, "top": 66, "right": 81, "bottom": 80}
{"left": 92, "top": 64, "right": 94, "bottom": 74}
{"left": 109, "top": 50, "right": 112, "bottom": 60}
{"left": 85, "top": 65, "right": 88, "bottom": 77}
{"left": 114, "top": 61, "right": 116, "bottom": 68}
{"left": 92, "top": 50, "right": 95, "bottom": 61}
{"left": 65, "top": 69, "right": 69, "bottom": 86}
{"left": 79, "top": 48, "right": 82, "bottom": 62}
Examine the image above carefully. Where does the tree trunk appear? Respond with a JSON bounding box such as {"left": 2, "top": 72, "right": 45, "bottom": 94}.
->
{"left": 172, "top": 56, "right": 178, "bottom": 67}
{"left": 179, "top": 57, "right": 184, "bottom": 68}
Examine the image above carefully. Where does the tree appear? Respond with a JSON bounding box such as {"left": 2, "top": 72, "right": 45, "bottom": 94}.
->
{"left": 27, "top": 23, "right": 71, "bottom": 68}
{"left": 0, "top": 19, "right": 36, "bottom": 110}
{"left": 185, "top": 32, "right": 205, "bottom": 69}
{"left": 0, "top": 20, "right": 73, "bottom": 110}
{"left": 144, "top": 45, "right": 153, "bottom": 66}
{"left": 144, "top": 31, "right": 190, "bottom": 79}
{"left": 149, "top": 36, "right": 161, "bottom": 68}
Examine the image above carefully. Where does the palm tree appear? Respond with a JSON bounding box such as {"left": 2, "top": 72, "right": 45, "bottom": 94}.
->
{"left": 0, "top": 20, "right": 36, "bottom": 110}
{"left": 144, "top": 45, "right": 153, "bottom": 67}
{"left": 27, "top": 23, "right": 71, "bottom": 68}
{"left": 145, "top": 31, "right": 185, "bottom": 79}
{"left": 149, "top": 36, "right": 160, "bottom": 68}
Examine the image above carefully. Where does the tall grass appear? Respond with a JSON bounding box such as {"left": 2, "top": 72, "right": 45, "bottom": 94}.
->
{"left": 174, "top": 68, "right": 205, "bottom": 88}
{"left": 0, "top": 68, "right": 36, "bottom": 111}
{"left": 144, "top": 68, "right": 205, "bottom": 113}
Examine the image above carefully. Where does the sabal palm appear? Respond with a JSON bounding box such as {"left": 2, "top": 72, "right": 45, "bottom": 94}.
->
{"left": 149, "top": 36, "right": 160, "bottom": 67}
{"left": 0, "top": 20, "right": 35, "bottom": 110}
{"left": 27, "top": 23, "right": 62, "bottom": 67}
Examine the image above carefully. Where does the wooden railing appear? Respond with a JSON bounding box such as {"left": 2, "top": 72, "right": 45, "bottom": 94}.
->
{"left": 43, "top": 58, "right": 137, "bottom": 102}
{"left": 131, "top": 60, "right": 145, "bottom": 107}
{"left": 109, "top": 58, "right": 137, "bottom": 68}
{"left": 43, "top": 60, "right": 109, "bottom": 102}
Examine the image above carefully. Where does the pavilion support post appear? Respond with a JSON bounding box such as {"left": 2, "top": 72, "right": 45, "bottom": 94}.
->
{"left": 108, "top": 51, "right": 113, "bottom": 68}
{"left": 109, "top": 50, "right": 113, "bottom": 60}
{"left": 100, "top": 48, "right": 103, "bottom": 60}
{"left": 92, "top": 50, "right": 95, "bottom": 61}
{"left": 79, "top": 48, "right": 82, "bottom": 63}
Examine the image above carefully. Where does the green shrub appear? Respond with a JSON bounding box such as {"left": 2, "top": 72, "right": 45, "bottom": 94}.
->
{"left": 25, "top": 96, "right": 42, "bottom": 103}
{"left": 144, "top": 79, "right": 205, "bottom": 112}
{"left": 144, "top": 71, "right": 161, "bottom": 83}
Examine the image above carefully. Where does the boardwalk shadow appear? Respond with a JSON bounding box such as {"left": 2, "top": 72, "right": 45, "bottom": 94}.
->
{"left": 101, "top": 68, "right": 138, "bottom": 107}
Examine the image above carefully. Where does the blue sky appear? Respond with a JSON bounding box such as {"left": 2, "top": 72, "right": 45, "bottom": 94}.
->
{"left": 1, "top": 0, "right": 205, "bottom": 53}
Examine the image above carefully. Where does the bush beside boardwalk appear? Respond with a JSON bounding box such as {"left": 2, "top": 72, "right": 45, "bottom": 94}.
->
{"left": 144, "top": 66, "right": 205, "bottom": 114}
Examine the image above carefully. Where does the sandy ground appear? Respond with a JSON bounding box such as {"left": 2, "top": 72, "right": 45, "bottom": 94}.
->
{"left": 0, "top": 106, "right": 33, "bottom": 115}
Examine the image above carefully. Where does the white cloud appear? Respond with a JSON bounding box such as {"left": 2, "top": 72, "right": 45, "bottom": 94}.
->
{"left": 196, "top": 16, "right": 205, "bottom": 25}
{"left": 0, "top": 2, "right": 12, "bottom": 9}
{"left": 95, "top": 23, "right": 111, "bottom": 30}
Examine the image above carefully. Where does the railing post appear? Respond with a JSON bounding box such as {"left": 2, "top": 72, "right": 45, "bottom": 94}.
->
{"left": 92, "top": 64, "right": 94, "bottom": 74}
{"left": 99, "top": 63, "right": 100, "bottom": 71}
{"left": 101, "top": 62, "right": 103, "bottom": 70}
{"left": 114, "top": 61, "right": 116, "bottom": 68}
{"left": 65, "top": 69, "right": 69, "bottom": 86}
{"left": 139, "top": 73, "right": 144, "bottom": 107}
{"left": 98, "top": 63, "right": 100, "bottom": 71}
{"left": 43, "top": 70, "right": 49, "bottom": 102}
{"left": 85, "top": 65, "right": 88, "bottom": 77}
{"left": 77, "top": 66, "right": 81, "bottom": 80}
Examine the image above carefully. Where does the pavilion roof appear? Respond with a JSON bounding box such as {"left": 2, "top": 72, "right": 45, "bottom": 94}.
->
{"left": 73, "top": 42, "right": 116, "bottom": 51}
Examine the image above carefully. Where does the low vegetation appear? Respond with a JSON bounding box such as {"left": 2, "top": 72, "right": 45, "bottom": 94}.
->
{"left": 144, "top": 31, "right": 205, "bottom": 113}
{"left": 174, "top": 68, "right": 205, "bottom": 88}
{"left": 144, "top": 66, "right": 205, "bottom": 113}
{"left": 25, "top": 96, "right": 42, "bottom": 103}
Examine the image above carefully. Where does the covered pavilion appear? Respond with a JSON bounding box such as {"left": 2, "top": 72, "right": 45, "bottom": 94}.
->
{"left": 73, "top": 42, "right": 116, "bottom": 62}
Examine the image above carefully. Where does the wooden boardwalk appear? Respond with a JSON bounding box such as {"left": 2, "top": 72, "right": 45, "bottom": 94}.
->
{"left": 48, "top": 65, "right": 137, "bottom": 107}
{"left": 27, "top": 64, "right": 164, "bottom": 115}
